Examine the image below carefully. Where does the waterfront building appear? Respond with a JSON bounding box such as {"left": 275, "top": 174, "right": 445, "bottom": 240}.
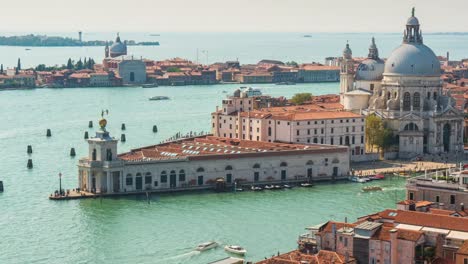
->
{"left": 406, "top": 170, "right": 468, "bottom": 211}
{"left": 211, "top": 90, "right": 366, "bottom": 161}
{"left": 77, "top": 119, "right": 349, "bottom": 194}
{"left": 297, "top": 64, "right": 340, "bottom": 83}
{"left": 0, "top": 73, "right": 36, "bottom": 88}
{"left": 237, "top": 72, "right": 273, "bottom": 83}
{"left": 341, "top": 9, "right": 464, "bottom": 159}
{"left": 299, "top": 202, "right": 468, "bottom": 264}
{"left": 256, "top": 250, "right": 356, "bottom": 264}
{"left": 117, "top": 56, "right": 147, "bottom": 84}
{"left": 89, "top": 72, "right": 113, "bottom": 87}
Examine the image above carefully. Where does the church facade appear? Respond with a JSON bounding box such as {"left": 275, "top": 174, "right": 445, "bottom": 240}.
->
{"left": 341, "top": 9, "right": 464, "bottom": 159}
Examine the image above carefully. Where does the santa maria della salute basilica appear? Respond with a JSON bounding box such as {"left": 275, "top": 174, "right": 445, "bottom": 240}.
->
{"left": 340, "top": 9, "right": 464, "bottom": 158}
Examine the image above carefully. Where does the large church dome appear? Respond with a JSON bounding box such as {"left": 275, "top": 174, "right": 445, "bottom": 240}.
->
{"left": 383, "top": 9, "right": 441, "bottom": 77}
{"left": 109, "top": 33, "right": 127, "bottom": 57}
{"left": 384, "top": 44, "right": 440, "bottom": 76}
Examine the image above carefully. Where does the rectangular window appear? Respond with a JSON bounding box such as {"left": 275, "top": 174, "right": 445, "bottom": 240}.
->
{"left": 409, "top": 192, "right": 414, "bottom": 200}
{"left": 179, "top": 173, "right": 185, "bottom": 182}
{"left": 154, "top": 181, "right": 158, "bottom": 187}
{"left": 321, "top": 128, "right": 324, "bottom": 134}
{"left": 450, "top": 195, "right": 456, "bottom": 205}
{"left": 161, "top": 175, "right": 167, "bottom": 183}
{"left": 145, "top": 176, "right": 152, "bottom": 184}
{"left": 307, "top": 129, "right": 310, "bottom": 135}
{"left": 436, "top": 195, "right": 440, "bottom": 203}
{"left": 254, "top": 172, "right": 260, "bottom": 182}
{"left": 297, "top": 130, "right": 300, "bottom": 136}
{"left": 361, "top": 136, "right": 364, "bottom": 144}
{"left": 331, "top": 138, "right": 334, "bottom": 145}
{"left": 314, "top": 129, "right": 317, "bottom": 134}
{"left": 331, "top": 128, "right": 334, "bottom": 133}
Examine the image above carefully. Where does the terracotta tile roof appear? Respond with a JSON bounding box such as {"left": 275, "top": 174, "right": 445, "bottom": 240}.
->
{"left": 429, "top": 208, "right": 457, "bottom": 216}
{"left": 118, "top": 135, "right": 347, "bottom": 162}
{"left": 317, "top": 221, "right": 357, "bottom": 236}
{"left": 397, "top": 229, "right": 423, "bottom": 242}
{"left": 372, "top": 226, "right": 393, "bottom": 241}
{"left": 255, "top": 250, "right": 353, "bottom": 264}
{"left": 395, "top": 210, "right": 468, "bottom": 232}
{"left": 457, "top": 240, "right": 468, "bottom": 255}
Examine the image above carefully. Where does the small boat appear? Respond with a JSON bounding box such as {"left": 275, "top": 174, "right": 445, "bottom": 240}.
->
{"left": 282, "top": 184, "right": 292, "bottom": 189}
{"left": 349, "top": 176, "right": 368, "bottom": 183}
{"left": 275, "top": 82, "right": 296, "bottom": 85}
{"left": 300, "top": 183, "right": 314, "bottom": 187}
{"left": 224, "top": 245, "right": 247, "bottom": 256}
{"left": 273, "top": 185, "right": 282, "bottom": 190}
{"left": 264, "top": 185, "right": 274, "bottom": 190}
{"left": 235, "top": 188, "right": 244, "bottom": 192}
{"left": 195, "top": 241, "right": 218, "bottom": 251}
{"left": 251, "top": 186, "right": 263, "bottom": 191}
{"left": 362, "top": 186, "right": 383, "bottom": 192}
{"left": 142, "top": 83, "right": 158, "bottom": 88}
{"left": 303, "top": 35, "right": 312, "bottom": 38}
{"left": 370, "top": 173, "right": 385, "bottom": 180}
{"left": 149, "top": 96, "right": 169, "bottom": 101}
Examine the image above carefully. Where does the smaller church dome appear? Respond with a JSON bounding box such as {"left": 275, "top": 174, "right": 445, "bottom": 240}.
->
{"left": 343, "top": 43, "right": 352, "bottom": 59}
{"left": 356, "top": 59, "right": 385, "bottom": 81}
{"left": 406, "top": 16, "right": 419, "bottom": 26}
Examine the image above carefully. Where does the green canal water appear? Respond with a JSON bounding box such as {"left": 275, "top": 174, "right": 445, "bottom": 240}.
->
{"left": 0, "top": 83, "right": 406, "bottom": 264}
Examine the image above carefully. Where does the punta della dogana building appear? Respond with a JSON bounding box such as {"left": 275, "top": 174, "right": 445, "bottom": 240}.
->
{"left": 77, "top": 119, "right": 350, "bottom": 195}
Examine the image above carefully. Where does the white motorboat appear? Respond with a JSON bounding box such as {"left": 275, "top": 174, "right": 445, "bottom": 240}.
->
{"left": 195, "top": 241, "right": 218, "bottom": 251}
{"left": 264, "top": 185, "right": 274, "bottom": 190}
{"left": 224, "top": 245, "right": 247, "bottom": 256}
{"left": 282, "top": 184, "right": 292, "bottom": 189}
{"left": 251, "top": 186, "right": 263, "bottom": 191}
{"left": 300, "top": 183, "right": 314, "bottom": 187}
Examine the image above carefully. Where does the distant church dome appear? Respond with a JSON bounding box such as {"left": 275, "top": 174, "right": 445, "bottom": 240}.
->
{"left": 109, "top": 33, "right": 127, "bottom": 58}
{"left": 384, "top": 8, "right": 441, "bottom": 77}
{"left": 343, "top": 42, "right": 352, "bottom": 59}
{"left": 356, "top": 37, "right": 385, "bottom": 81}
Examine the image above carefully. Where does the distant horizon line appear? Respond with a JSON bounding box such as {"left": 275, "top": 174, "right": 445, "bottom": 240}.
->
{"left": 0, "top": 31, "right": 468, "bottom": 35}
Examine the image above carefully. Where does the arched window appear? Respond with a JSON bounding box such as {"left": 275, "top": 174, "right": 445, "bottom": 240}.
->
{"left": 387, "top": 92, "right": 391, "bottom": 99}
{"left": 253, "top": 163, "right": 261, "bottom": 169}
{"left": 433, "top": 92, "right": 437, "bottom": 100}
{"left": 196, "top": 167, "right": 205, "bottom": 172}
{"left": 225, "top": 165, "right": 233, "bottom": 170}
{"left": 413, "top": 92, "right": 420, "bottom": 109}
{"left": 404, "top": 123, "right": 419, "bottom": 131}
{"left": 403, "top": 92, "right": 411, "bottom": 111}
{"left": 306, "top": 160, "right": 314, "bottom": 165}
{"left": 179, "top": 170, "right": 186, "bottom": 181}
{"left": 160, "top": 171, "right": 167, "bottom": 183}
{"left": 126, "top": 173, "right": 133, "bottom": 186}
{"left": 280, "top": 162, "right": 288, "bottom": 167}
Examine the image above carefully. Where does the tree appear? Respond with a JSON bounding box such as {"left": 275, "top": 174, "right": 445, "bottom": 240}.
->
{"left": 35, "top": 64, "right": 47, "bottom": 71}
{"left": 290, "top": 93, "right": 313, "bottom": 105}
{"left": 75, "top": 58, "right": 83, "bottom": 70}
{"left": 365, "top": 114, "right": 383, "bottom": 153}
{"left": 0, "top": 64, "right": 3, "bottom": 74}
{"left": 66, "top": 58, "right": 73, "bottom": 70}
{"left": 166, "top": 67, "right": 181, "bottom": 72}
{"left": 286, "top": 61, "right": 299, "bottom": 68}
{"left": 17, "top": 58, "right": 21, "bottom": 71}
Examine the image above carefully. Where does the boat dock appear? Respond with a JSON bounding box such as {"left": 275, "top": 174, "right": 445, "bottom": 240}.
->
{"left": 49, "top": 178, "right": 322, "bottom": 201}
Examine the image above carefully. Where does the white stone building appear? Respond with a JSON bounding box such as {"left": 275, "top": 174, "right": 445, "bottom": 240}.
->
{"left": 211, "top": 91, "right": 366, "bottom": 161}
{"left": 341, "top": 9, "right": 464, "bottom": 158}
{"left": 77, "top": 120, "right": 350, "bottom": 194}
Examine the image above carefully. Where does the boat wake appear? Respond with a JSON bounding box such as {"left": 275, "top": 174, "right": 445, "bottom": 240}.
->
{"left": 153, "top": 250, "right": 201, "bottom": 263}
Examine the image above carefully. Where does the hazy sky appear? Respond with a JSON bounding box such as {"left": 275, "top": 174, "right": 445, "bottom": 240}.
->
{"left": 4, "top": 0, "right": 467, "bottom": 32}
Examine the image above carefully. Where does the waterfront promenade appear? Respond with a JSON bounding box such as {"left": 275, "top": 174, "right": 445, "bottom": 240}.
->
{"left": 352, "top": 159, "right": 457, "bottom": 176}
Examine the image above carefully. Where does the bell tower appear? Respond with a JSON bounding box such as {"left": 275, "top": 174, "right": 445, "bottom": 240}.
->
{"left": 340, "top": 42, "right": 355, "bottom": 102}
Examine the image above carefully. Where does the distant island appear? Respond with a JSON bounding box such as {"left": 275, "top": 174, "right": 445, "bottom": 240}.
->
{"left": 0, "top": 34, "right": 159, "bottom": 47}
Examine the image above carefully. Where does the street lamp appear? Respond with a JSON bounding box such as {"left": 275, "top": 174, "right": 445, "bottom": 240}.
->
{"left": 59, "top": 172, "right": 62, "bottom": 196}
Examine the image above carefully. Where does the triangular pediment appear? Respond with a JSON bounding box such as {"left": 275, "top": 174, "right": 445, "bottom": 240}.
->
{"left": 400, "top": 112, "right": 422, "bottom": 121}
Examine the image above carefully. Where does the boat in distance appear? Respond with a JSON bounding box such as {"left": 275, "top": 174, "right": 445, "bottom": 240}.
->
{"left": 195, "top": 241, "right": 218, "bottom": 251}
{"left": 149, "top": 96, "right": 169, "bottom": 101}
{"left": 142, "top": 83, "right": 158, "bottom": 88}
{"left": 224, "top": 245, "right": 247, "bottom": 256}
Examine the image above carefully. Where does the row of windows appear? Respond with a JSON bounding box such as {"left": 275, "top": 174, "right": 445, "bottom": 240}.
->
{"left": 297, "top": 135, "right": 364, "bottom": 145}
{"left": 214, "top": 117, "right": 365, "bottom": 126}
{"left": 294, "top": 126, "right": 364, "bottom": 136}
{"left": 408, "top": 192, "right": 457, "bottom": 205}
